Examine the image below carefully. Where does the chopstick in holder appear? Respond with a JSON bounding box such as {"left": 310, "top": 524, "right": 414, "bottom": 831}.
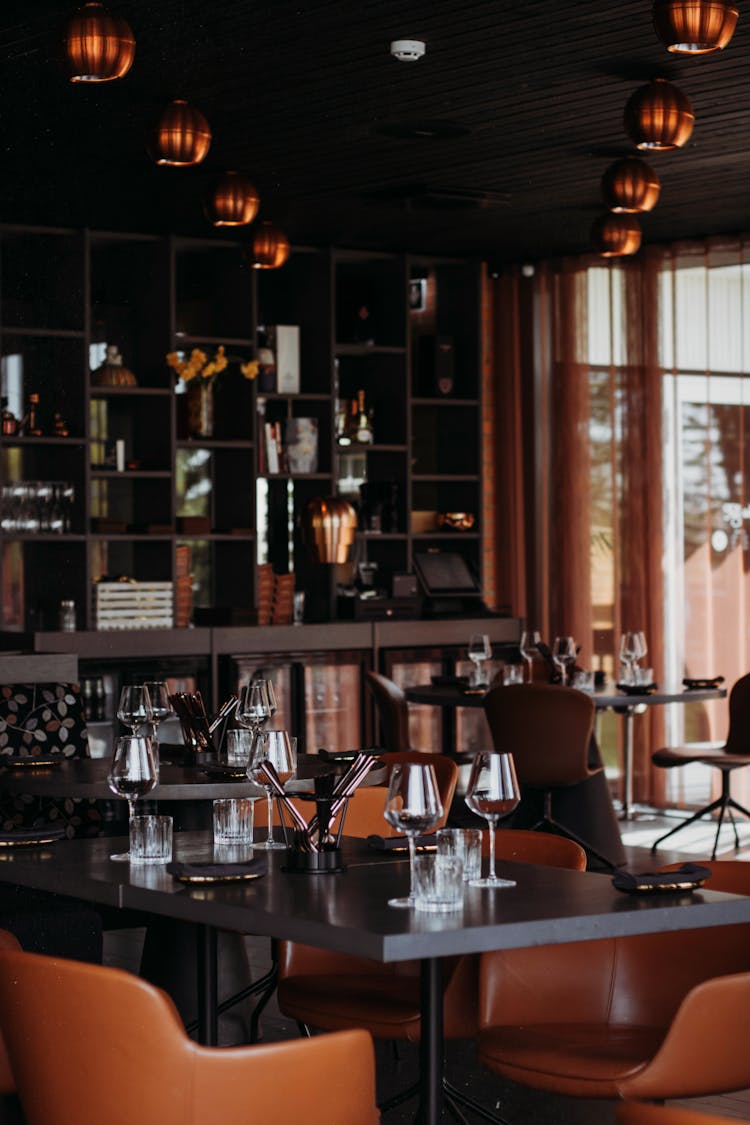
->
{"left": 257, "top": 761, "right": 315, "bottom": 850}
{"left": 208, "top": 695, "right": 238, "bottom": 735}
{"left": 306, "top": 754, "right": 378, "bottom": 842}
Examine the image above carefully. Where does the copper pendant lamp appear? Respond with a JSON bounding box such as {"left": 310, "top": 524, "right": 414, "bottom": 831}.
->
{"left": 64, "top": 1, "right": 135, "bottom": 83}
{"left": 601, "top": 157, "right": 660, "bottom": 213}
{"left": 591, "top": 214, "right": 642, "bottom": 258}
{"left": 653, "top": 0, "right": 738, "bottom": 53}
{"left": 205, "top": 172, "right": 260, "bottom": 227}
{"left": 624, "top": 78, "right": 694, "bottom": 151}
{"left": 248, "top": 222, "right": 290, "bottom": 269}
{"left": 151, "top": 99, "right": 212, "bottom": 167}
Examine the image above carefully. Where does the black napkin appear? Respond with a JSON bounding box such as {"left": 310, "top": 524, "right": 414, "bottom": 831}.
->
{"left": 612, "top": 862, "right": 711, "bottom": 893}
{"left": 431, "top": 674, "right": 470, "bottom": 687}
{"left": 366, "top": 834, "right": 438, "bottom": 851}
{"left": 683, "top": 676, "right": 725, "bottom": 690}
{"left": 0, "top": 825, "right": 68, "bottom": 844}
{"left": 167, "top": 856, "right": 267, "bottom": 880}
{"left": 198, "top": 763, "right": 249, "bottom": 779}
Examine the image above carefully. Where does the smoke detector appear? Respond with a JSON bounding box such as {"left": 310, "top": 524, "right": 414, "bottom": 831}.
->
{"left": 390, "top": 39, "right": 426, "bottom": 62}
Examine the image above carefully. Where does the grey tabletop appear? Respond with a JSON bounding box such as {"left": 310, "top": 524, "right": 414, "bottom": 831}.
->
{"left": 405, "top": 683, "right": 727, "bottom": 711}
{"left": 0, "top": 831, "right": 748, "bottom": 962}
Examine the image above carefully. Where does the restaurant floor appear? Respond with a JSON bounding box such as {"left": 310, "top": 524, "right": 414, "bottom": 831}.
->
{"left": 101, "top": 811, "right": 750, "bottom": 1125}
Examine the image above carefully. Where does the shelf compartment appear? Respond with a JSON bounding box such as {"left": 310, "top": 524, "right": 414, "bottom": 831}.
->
{"left": 174, "top": 241, "right": 253, "bottom": 341}
{"left": 336, "top": 353, "right": 407, "bottom": 446}
{"left": 90, "top": 392, "right": 172, "bottom": 472}
{"left": 90, "top": 476, "right": 173, "bottom": 531}
{"left": 412, "top": 403, "right": 480, "bottom": 476}
{"left": 1, "top": 229, "right": 84, "bottom": 331}
{"left": 175, "top": 369, "right": 254, "bottom": 442}
{"left": 177, "top": 537, "right": 256, "bottom": 616}
{"left": 257, "top": 249, "right": 331, "bottom": 394}
{"left": 258, "top": 396, "right": 332, "bottom": 475}
{"left": 409, "top": 259, "right": 480, "bottom": 399}
{"left": 1, "top": 538, "right": 87, "bottom": 630}
{"left": 0, "top": 335, "right": 87, "bottom": 436}
{"left": 335, "top": 255, "right": 406, "bottom": 348}
{"left": 176, "top": 446, "right": 256, "bottom": 537}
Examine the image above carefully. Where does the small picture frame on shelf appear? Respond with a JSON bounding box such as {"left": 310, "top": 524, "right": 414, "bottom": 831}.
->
{"left": 409, "top": 278, "right": 427, "bottom": 312}
{"left": 285, "top": 417, "right": 318, "bottom": 474}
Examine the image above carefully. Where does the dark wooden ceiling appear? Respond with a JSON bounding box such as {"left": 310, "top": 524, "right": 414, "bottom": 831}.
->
{"left": 2, "top": 0, "right": 750, "bottom": 262}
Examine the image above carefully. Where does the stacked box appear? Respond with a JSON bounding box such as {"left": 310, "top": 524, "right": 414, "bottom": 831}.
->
{"left": 95, "top": 581, "right": 174, "bottom": 630}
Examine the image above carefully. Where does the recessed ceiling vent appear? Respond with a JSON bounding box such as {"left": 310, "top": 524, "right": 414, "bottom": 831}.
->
{"left": 365, "top": 184, "right": 511, "bottom": 211}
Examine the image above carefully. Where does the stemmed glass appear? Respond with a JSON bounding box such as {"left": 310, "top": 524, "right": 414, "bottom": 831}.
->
{"left": 552, "top": 636, "right": 576, "bottom": 685}
{"left": 237, "top": 680, "right": 272, "bottom": 736}
{"left": 467, "top": 633, "right": 492, "bottom": 687}
{"left": 265, "top": 679, "right": 278, "bottom": 720}
{"left": 248, "top": 730, "right": 297, "bottom": 849}
{"left": 519, "top": 630, "right": 542, "bottom": 683}
{"left": 107, "top": 734, "right": 158, "bottom": 862}
{"left": 117, "top": 685, "right": 151, "bottom": 733}
{"left": 383, "top": 762, "right": 443, "bottom": 908}
{"left": 143, "top": 681, "right": 171, "bottom": 766}
{"left": 619, "top": 632, "right": 639, "bottom": 684}
{"left": 464, "top": 751, "right": 520, "bottom": 888}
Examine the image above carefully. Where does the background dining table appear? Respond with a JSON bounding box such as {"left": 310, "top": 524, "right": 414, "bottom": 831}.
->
{"left": 0, "top": 830, "right": 748, "bottom": 1125}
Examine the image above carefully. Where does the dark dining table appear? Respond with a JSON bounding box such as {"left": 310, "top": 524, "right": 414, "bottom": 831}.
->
{"left": 405, "top": 682, "right": 727, "bottom": 820}
{"left": 0, "top": 830, "right": 749, "bottom": 1125}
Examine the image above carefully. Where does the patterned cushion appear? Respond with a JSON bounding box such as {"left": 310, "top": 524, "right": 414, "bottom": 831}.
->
{"left": 0, "top": 683, "right": 103, "bottom": 839}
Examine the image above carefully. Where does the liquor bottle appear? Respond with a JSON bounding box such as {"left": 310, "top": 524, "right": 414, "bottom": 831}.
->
{"left": 335, "top": 399, "right": 352, "bottom": 446}
{"left": 21, "top": 392, "right": 43, "bottom": 436}
{"left": 0, "top": 398, "right": 16, "bottom": 436}
{"left": 354, "top": 389, "right": 374, "bottom": 444}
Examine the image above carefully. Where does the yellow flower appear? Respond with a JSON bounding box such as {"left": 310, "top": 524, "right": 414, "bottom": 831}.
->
{"left": 241, "top": 360, "right": 259, "bottom": 380}
{"left": 166, "top": 344, "right": 250, "bottom": 384}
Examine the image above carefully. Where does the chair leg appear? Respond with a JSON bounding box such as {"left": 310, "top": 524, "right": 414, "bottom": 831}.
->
{"left": 444, "top": 1079, "right": 511, "bottom": 1125}
{"left": 539, "top": 793, "right": 619, "bottom": 871}
{"left": 650, "top": 794, "right": 725, "bottom": 853}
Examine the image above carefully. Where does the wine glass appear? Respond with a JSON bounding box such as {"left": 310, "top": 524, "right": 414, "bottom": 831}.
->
{"left": 143, "top": 681, "right": 172, "bottom": 754}
{"left": 107, "top": 734, "right": 158, "bottom": 862}
{"left": 248, "top": 729, "right": 297, "bottom": 849}
{"left": 237, "top": 680, "right": 272, "bottom": 735}
{"left": 117, "top": 685, "right": 151, "bottom": 733}
{"left": 519, "top": 630, "right": 542, "bottom": 683}
{"left": 383, "top": 762, "right": 443, "bottom": 908}
{"left": 552, "top": 636, "right": 576, "bottom": 684}
{"left": 464, "top": 751, "right": 520, "bottom": 888}
{"left": 467, "top": 633, "right": 492, "bottom": 687}
{"left": 619, "top": 632, "right": 639, "bottom": 684}
{"left": 265, "top": 679, "right": 278, "bottom": 720}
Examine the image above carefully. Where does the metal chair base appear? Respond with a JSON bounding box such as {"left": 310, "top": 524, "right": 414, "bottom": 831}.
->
{"left": 650, "top": 773, "right": 750, "bottom": 860}
{"left": 526, "top": 793, "right": 619, "bottom": 872}
{"left": 380, "top": 1076, "right": 510, "bottom": 1125}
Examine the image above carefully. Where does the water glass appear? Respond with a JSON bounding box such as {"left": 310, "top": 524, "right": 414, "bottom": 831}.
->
{"left": 635, "top": 666, "right": 654, "bottom": 687}
{"left": 503, "top": 664, "right": 524, "bottom": 686}
{"left": 213, "top": 798, "right": 255, "bottom": 844}
{"left": 437, "top": 828, "right": 482, "bottom": 882}
{"left": 226, "top": 728, "right": 254, "bottom": 766}
{"left": 413, "top": 854, "right": 464, "bottom": 913}
{"left": 571, "top": 669, "right": 595, "bottom": 695}
{"left": 129, "top": 814, "right": 173, "bottom": 865}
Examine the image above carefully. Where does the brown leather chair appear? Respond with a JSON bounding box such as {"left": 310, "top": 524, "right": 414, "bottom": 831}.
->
{"left": 651, "top": 672, "right": 750, "bottom": 859}
{"left": 483, "top": 682, "right": 615, "bottom": 869}
{"left": 365, "top": 670, "right": 411, "bottom": 752}
{"left": 277, "top": 827, "right": 586, "bottom": 1120}
{"left": 0, "top": 949, "right": 380, "bottom": 1125}
{"left": 617, "top": 1101, "right": 742, "bottom": 1125}
{"left": 477, "top": 859, "right": 750, "bottom": 1102}
{"left": 0, "top": 930, "right": 21, "bottom": 1097}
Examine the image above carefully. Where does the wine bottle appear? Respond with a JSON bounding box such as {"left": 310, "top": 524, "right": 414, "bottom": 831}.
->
{"left": 354, "top": 389, "right": 373, "bottom": 444}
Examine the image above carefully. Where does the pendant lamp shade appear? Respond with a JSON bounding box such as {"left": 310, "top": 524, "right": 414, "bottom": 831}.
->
{"left": 64, "top": 2, "right": 135, "bottom": 83}
{"left": 601, "top": 157, "right": 661, "bottom": 213}
{"left": 151, "top": 100, "right": 212, "bottom": 167}
{"left": 624, "top": 78, "right": 694, "bottom": 151}
{"left": 248, "top": 222, "right": 290, "bottom": 269}
{"left": 653, "top": 0, "right": 738, "bottom": 53}
{"left": 205, "top": 172, "right": 260, "bottom": 227}
{"left": 591, "top": 214, "right": 642, "bottom": 258}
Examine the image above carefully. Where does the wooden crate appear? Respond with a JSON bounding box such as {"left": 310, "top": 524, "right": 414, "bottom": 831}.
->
{"left": 94, "top": 581, "right": 174, "bottom": 630}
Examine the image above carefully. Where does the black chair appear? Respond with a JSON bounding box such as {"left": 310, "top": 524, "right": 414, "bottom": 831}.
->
{"left": 651, "top": 672, "right": 750, "bottom": 859}
{"left": 364, "top": 670, "right": 410, "bottom": 751}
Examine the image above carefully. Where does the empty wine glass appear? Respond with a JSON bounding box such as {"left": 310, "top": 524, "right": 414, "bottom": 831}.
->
{"left": 519, "top": 629, "right": 542, "bottom": 683}
{"left": 464, "top": 751, "right": 520, "bottom": 888}
{"left": 144, "top": 681, "right": 172, "bottom": 752}
{"left": 467, "top": 633, "right": 492, "bottom": 687}
{"left": 107, "top": 734, "right": 158, "bottom": 862}
{"left": 117, "top": 685, "right": 151, "bottom": 734}
{"left": 383, "top": 762, "right": 443, "bottom": 908}
{"left": 265, "top": 679, "right": 278, "bottom": 720}
{"left": 248, "top": 729, "right": 297, "bottom": 849}
{"left": 619, "top": 632, "right": 639, "bottom": 684}
{"left": 552, "top": 636, "right": 576, "bottom": 684}
{"left": 237, "top": 680, "right": 272, "bottom": 735}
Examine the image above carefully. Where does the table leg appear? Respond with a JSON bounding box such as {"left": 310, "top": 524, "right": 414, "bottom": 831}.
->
{"left": 621, "top": 708, "right": 634, "bottom": 820}
{"left": 196, "top": 924, "right": 218, "bottom": 1045}
{"left": 418, "top": 958, "right": 444, "bottom": 1125}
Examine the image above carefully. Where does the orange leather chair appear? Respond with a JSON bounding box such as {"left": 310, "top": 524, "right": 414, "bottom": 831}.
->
{"left": 0, "top": 930, "right": 21, "bottom": 1096}
{"left": 365, "top": 670, "right": 411, "bottom": 752}
{"left": 617, "top": 1101, "right": 742, "bottom": 1125}
{"left": 651, "top": 672, "right": 750, "bottom": 859}
{"left": 483, "top": 682, "right": 616, "bottom": 869}
{"left": 477, "top": 859, "right": 750, "bottom": 1102}
{"left": 277, "top": 828, "right": 586, "bottom": 1119}
{"left": 0, "top": 949, "right": 379, "bottom": 1125}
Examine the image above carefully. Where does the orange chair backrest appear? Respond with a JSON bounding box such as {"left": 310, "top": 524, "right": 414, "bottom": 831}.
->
{"left": 483, "top": 683, "right": 595, "bottom": 787}
{"left": 0, "top": 950, "right": 379, "bottom": 1125}
{"left": 379, "top": 751, "right": 458, "bottom": 828}
{"left": 618, "top": 1101, "right": 740, "bottom": 1125}
{"left": 0, "top": 930, "right": 20, "bottom": 1095}
{"left": 723, "top": 672, "right": 750, "bottom": 755}
{"left": 489, "top": 828, "right": 587, "bottom": 870}
{"left": 365, "top": 671, "right": 410, "bottom": 752}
